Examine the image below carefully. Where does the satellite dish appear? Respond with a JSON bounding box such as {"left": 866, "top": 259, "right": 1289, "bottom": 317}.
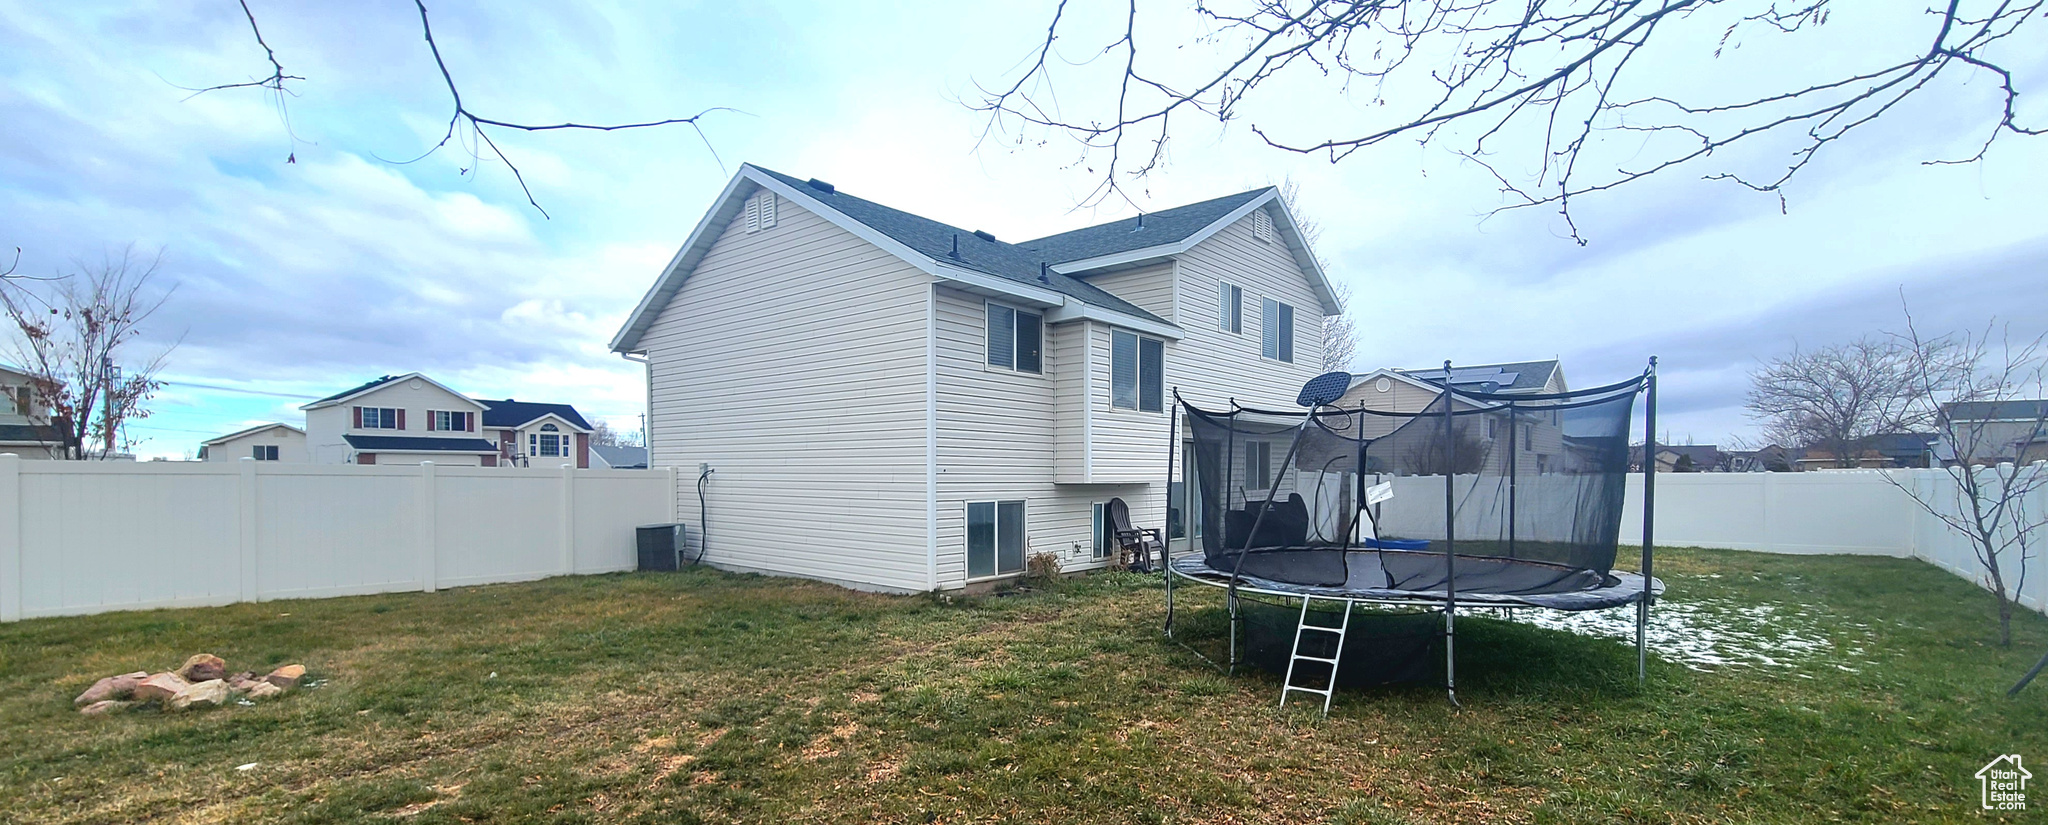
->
{"left": 1297, "top": 371, "right": 1353, "bottom": 408}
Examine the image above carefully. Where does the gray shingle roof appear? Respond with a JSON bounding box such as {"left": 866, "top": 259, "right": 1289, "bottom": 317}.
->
{"left": 477, "top": 399, "right": 593, "bottom": 431}
{"left": 1398, "top": 360, "right": 1561, "bottom": 393}
{"left": 1944, "top": 400, "right": 2048, "bottom": 421}
{"left": 1013, "top": 189, "right": 1269, "bottom": 265}
{"left": 591, "top": 444, "right": 648, "bottom": 468}
{"left": 343, "top": 434, "right": 499, "bottom": 453}
{"left": 752, "top": 167, "right": 1171, "bottom": 324}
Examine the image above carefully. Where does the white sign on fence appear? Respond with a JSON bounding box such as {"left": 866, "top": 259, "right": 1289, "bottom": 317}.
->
{"left": 0, "top": 456, "right": 676, "bottom": 622}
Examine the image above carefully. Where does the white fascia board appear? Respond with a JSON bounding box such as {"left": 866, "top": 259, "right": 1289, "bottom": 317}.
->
{"left": 506, "top": 412, "right": 592, "bottom": 433}
{"left": 202, "top": 422, "right": 305, "bottom": 445}
{"left": 1046, "top": 302, "right": 1184, "bottom": 340}
{"left": 1263, "top": 196, "right": 1344, "bottom": 317}
{"left": 1048, "top": 191, "right": 1278, "bottom": 276}
{"left": 1349, "top": 368, "right": 1443, "bottom": 395}
{"left": 928, "top": 263, "right": 1066, "bottom": 307}
{"left": 302, "top": 373, "right": 484, "bottom": 412}
{"left": 610, "top": 171, "right": 756, "bottom": 353}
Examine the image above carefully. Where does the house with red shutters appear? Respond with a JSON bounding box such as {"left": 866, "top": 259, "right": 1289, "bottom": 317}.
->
{"left": 301, "top": 373, "right": 594, "bottom": 467}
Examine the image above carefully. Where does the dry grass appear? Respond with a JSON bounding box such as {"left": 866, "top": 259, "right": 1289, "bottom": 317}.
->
{"left": 1, "top": 548, "right": 2044, "bottom": 823}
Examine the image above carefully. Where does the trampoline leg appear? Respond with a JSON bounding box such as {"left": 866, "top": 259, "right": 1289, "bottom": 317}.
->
{"left": 1227, "top": 590, "right": 1241, "bottom": 675}
{"left": 1444, "top": 606, "right": 1459, "bottom": 707}
{"left": 1636, "top": 594, "right": 1648, "bottom": 684}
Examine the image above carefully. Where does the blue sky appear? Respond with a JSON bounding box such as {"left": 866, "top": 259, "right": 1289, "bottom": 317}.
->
{"left": 1, "top": 1, "right": 2043, "bottom": 457}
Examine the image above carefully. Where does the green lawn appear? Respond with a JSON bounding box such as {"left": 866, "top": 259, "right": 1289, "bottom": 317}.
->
{"left": 2, "top": 548, "right": 2044, "bottom": 823}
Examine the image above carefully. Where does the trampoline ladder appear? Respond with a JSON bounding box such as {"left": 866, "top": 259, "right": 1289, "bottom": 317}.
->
{"left": 1280, "top": 596, "right": 1354, "bottom": 716}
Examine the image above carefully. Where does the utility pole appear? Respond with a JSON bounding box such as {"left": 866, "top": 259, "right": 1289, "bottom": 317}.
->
{"left": 100, "top": 355, "right": 119, "bottom": 459}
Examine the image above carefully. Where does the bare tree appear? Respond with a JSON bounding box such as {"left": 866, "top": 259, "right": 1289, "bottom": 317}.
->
{"left": 0, "top": 248, "right": 176, "bottom": 459}
{"left": 1745, "top": 336, "right": 1959, "bottom": 468}
{"left": 973, "top": 1, "right": 2043, "bottom": 241}
{"left": 1885, "top": 309, "right": 2046, "bottom": 657}
{"left": 183, "top": 1, "right": 731, "bottom": 217}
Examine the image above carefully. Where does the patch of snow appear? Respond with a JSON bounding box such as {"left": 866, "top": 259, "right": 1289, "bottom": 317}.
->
{"left": 1498, "top": 594, "right": 1866, "bottom": 672}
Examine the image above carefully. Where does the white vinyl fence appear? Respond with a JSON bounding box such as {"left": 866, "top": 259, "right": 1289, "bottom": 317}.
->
{"left": 0, "top": 456, "right": 677, "bottom": 621}
{"left": 1618, "top": 467, "right": 2048, "bottom": 613}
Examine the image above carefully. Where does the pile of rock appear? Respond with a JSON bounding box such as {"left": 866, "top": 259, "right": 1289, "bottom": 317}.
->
{"left": 74, "top": 654, "right": 307, "bottom": 715}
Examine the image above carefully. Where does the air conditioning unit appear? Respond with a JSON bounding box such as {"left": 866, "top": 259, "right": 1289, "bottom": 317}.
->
{"left": 636, "top": 523, "right": 689, "bottom": 572}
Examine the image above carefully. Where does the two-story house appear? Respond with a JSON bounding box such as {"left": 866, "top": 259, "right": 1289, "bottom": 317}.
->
{"left": 0, "top": 364, "right": 66, "bottom": 459}
{"left": 610, "top": 164, "right": 1341, "bottom": 593}
{"left": 301, "top": 374, "right": 594, "bottom": 467}
{"left": 1333, "top": 360, "right": 1571, "bottom": 474}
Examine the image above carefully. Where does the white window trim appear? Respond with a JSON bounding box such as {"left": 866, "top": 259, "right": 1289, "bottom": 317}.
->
{"left": 964, "top": 499, "right": 1029, "bottom": 582}
{"left": 1218, "top": 282, "right": 1242, "bottom": 335}
{"left": 1091, "top": 502, "right": 1111, "bottom": 560}
{"left": 357, "top": 406, "right": 401, "bottom": 430}
{"left": 1109, "top": 329, "right": 1165, "bottom": 414}
{"left": 1260, "top": 297, "right": 1296, "bottom": 364}
{"left": 983, "top": 300, "right": 1044, "bottom": 376}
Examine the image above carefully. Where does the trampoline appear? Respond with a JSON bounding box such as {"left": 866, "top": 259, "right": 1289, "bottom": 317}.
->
{"left": 1161, "top": 359, "right": 1664, "bottom": 710}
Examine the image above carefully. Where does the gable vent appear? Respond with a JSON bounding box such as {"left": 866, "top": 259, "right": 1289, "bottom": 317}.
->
{"left": 744, "top": 192, "right": 777, "bottom": 233}
{"left": 1252, "top": 208, "right": 1274, "bottom": 243}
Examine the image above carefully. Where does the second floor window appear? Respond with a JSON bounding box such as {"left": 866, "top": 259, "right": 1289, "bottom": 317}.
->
{"left": 1261, "top": 298, "right": 1295, "bottom": 363}
{"left": 1218, "top": 282, "right": 1242, "bottom": 334}
{"left": 357, "top": 407, "right": 400, "bottom": 429}
{"left": 431, "top": 410, "right": 472, "bottom": 432}
{"left": 529, "top": 423, "right": 570, "bottom": 458}
{"left": 985, "top": 301, "right": 1043, "bottom": 373}
{"left": 251, "top": 445, "right": 278, "bottom": 461}
{"left": 1110, "top": 329, "right": 1164, "bottom": 413}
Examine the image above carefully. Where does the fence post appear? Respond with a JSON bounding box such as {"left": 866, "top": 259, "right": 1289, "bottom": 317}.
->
{"left": 239, "top": 457, "right": 259, "bottom": 602}
{"left": 419, "top": 462, "right": 438, "bottom": 593}
{"left": 560, "top": 463, "right": 576, "bottom": 575}
{"left": 0, "top": 454, "right": 20, "bottom": 622}
{"left": 667, "top": 464, "right": 680, "bottom": 525}
{"left": 1760, "top": 470, "right": 1777, "bottom": 552}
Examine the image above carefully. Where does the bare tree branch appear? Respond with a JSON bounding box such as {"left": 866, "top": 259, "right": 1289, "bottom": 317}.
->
{"left": 973, "top": 0, "right": 2045, "bottom": 242}
{"left": 187, "top": 1, "right": 735, "bottom": 217}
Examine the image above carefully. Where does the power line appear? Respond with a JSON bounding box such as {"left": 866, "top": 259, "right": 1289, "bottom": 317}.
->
{"left": 158, "top": 379, "right": 319, "bottom": 400}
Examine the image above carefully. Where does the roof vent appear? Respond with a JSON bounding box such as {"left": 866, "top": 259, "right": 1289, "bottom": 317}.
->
{"left": 948, "top": 234, "right": 962, "bottom": 260}
{"left": 972, "top": 230, "right": 996, "bottom": 243}
{"left": 806, "top": 178, "right": 835, "bottom": 194}
{"left": 1039, "top": 262, "right": 1052, "bottom": 284}
{"left": 1132, "top": 213, "right": 1145, "bottom": 232}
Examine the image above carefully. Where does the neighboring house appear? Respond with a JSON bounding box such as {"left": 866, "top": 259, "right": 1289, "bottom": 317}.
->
{"left": 198, "top": 423, "right": 307, "bottom": 462}
{"left": 301, "top": 374, "right": 593, "bottom": 467}
{"left": 1628, "top": 443, "right": 1728, "bottom": 473}
{"left": 475, "top": 398, "right": 594, "bottom": 468}
{"left": 1727, "top": 444, "right": 1797, "bottom": 473}
{"left": 1795, "top": 433, "right": 1938, "bottom": 470}
{"left": 1330, "top": 360, "right": 1571, "bottom": 474}
{"left": 1940, "top": 400, "right": 2048, "bottom": 466}
{"left": 590, "top": 444, "right": 649, "bottom": 469}
{"left": 611, "top": 164, "right": 1341, "bottom": 592}
{"left": 0, "top": 364, "right": 67, "bottom": 459}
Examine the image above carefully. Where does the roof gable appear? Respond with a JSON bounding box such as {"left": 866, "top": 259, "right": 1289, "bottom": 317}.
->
{"left": 478, "top": 399, "right": 592, "bottom": 431}
{"left": 202, "top": 422, "right": 305, "bottom": 446}
{"left": 302, "top": 373, "right": 485, "bottom": 411}
{"left": 614, "top": 165, "right": 1361, "bottom": 352}
{"left": 1397, "top": 360, "right": 1563, "bottom": 393}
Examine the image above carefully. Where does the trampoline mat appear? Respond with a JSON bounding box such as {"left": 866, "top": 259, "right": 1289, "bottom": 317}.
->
{"left": 1176, "top": 550, "right": 1660, "bottom": 611}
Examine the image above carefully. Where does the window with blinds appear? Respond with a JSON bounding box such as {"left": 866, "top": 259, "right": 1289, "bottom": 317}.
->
{"left": 984, "top": 301, "right": 1042, "bottom": 373}
{"left": 1261, "top": 298, "right": 1295, "bottom": 363}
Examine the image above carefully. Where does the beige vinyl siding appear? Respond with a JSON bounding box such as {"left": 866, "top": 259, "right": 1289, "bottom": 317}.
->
{"left": 935, "top": 289, "right": 1152, "bottom": 583}
{"left": 1088, "top": 323, "right": 1171, "bottom": 484}
{"left": 1167, "top": 207, "right": 1327, "bottom": 412}
{"left": 1083, "top": 261, "right": 1177, "bottom": 322}
{"left": 640, "top": 194, "right": 932, "bottom": 593}
{"left": 1052, "top": 319, "right": 1092, "bottom": 482}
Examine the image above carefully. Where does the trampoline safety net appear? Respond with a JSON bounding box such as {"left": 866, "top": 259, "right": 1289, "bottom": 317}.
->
{"left": 1184, "top": 375, "right": 1643, "bottom": 597}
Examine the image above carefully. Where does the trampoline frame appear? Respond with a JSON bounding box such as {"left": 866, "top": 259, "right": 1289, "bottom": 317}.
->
{"left": 1161, "top": 357, "right": 1662, "bottom": 705}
